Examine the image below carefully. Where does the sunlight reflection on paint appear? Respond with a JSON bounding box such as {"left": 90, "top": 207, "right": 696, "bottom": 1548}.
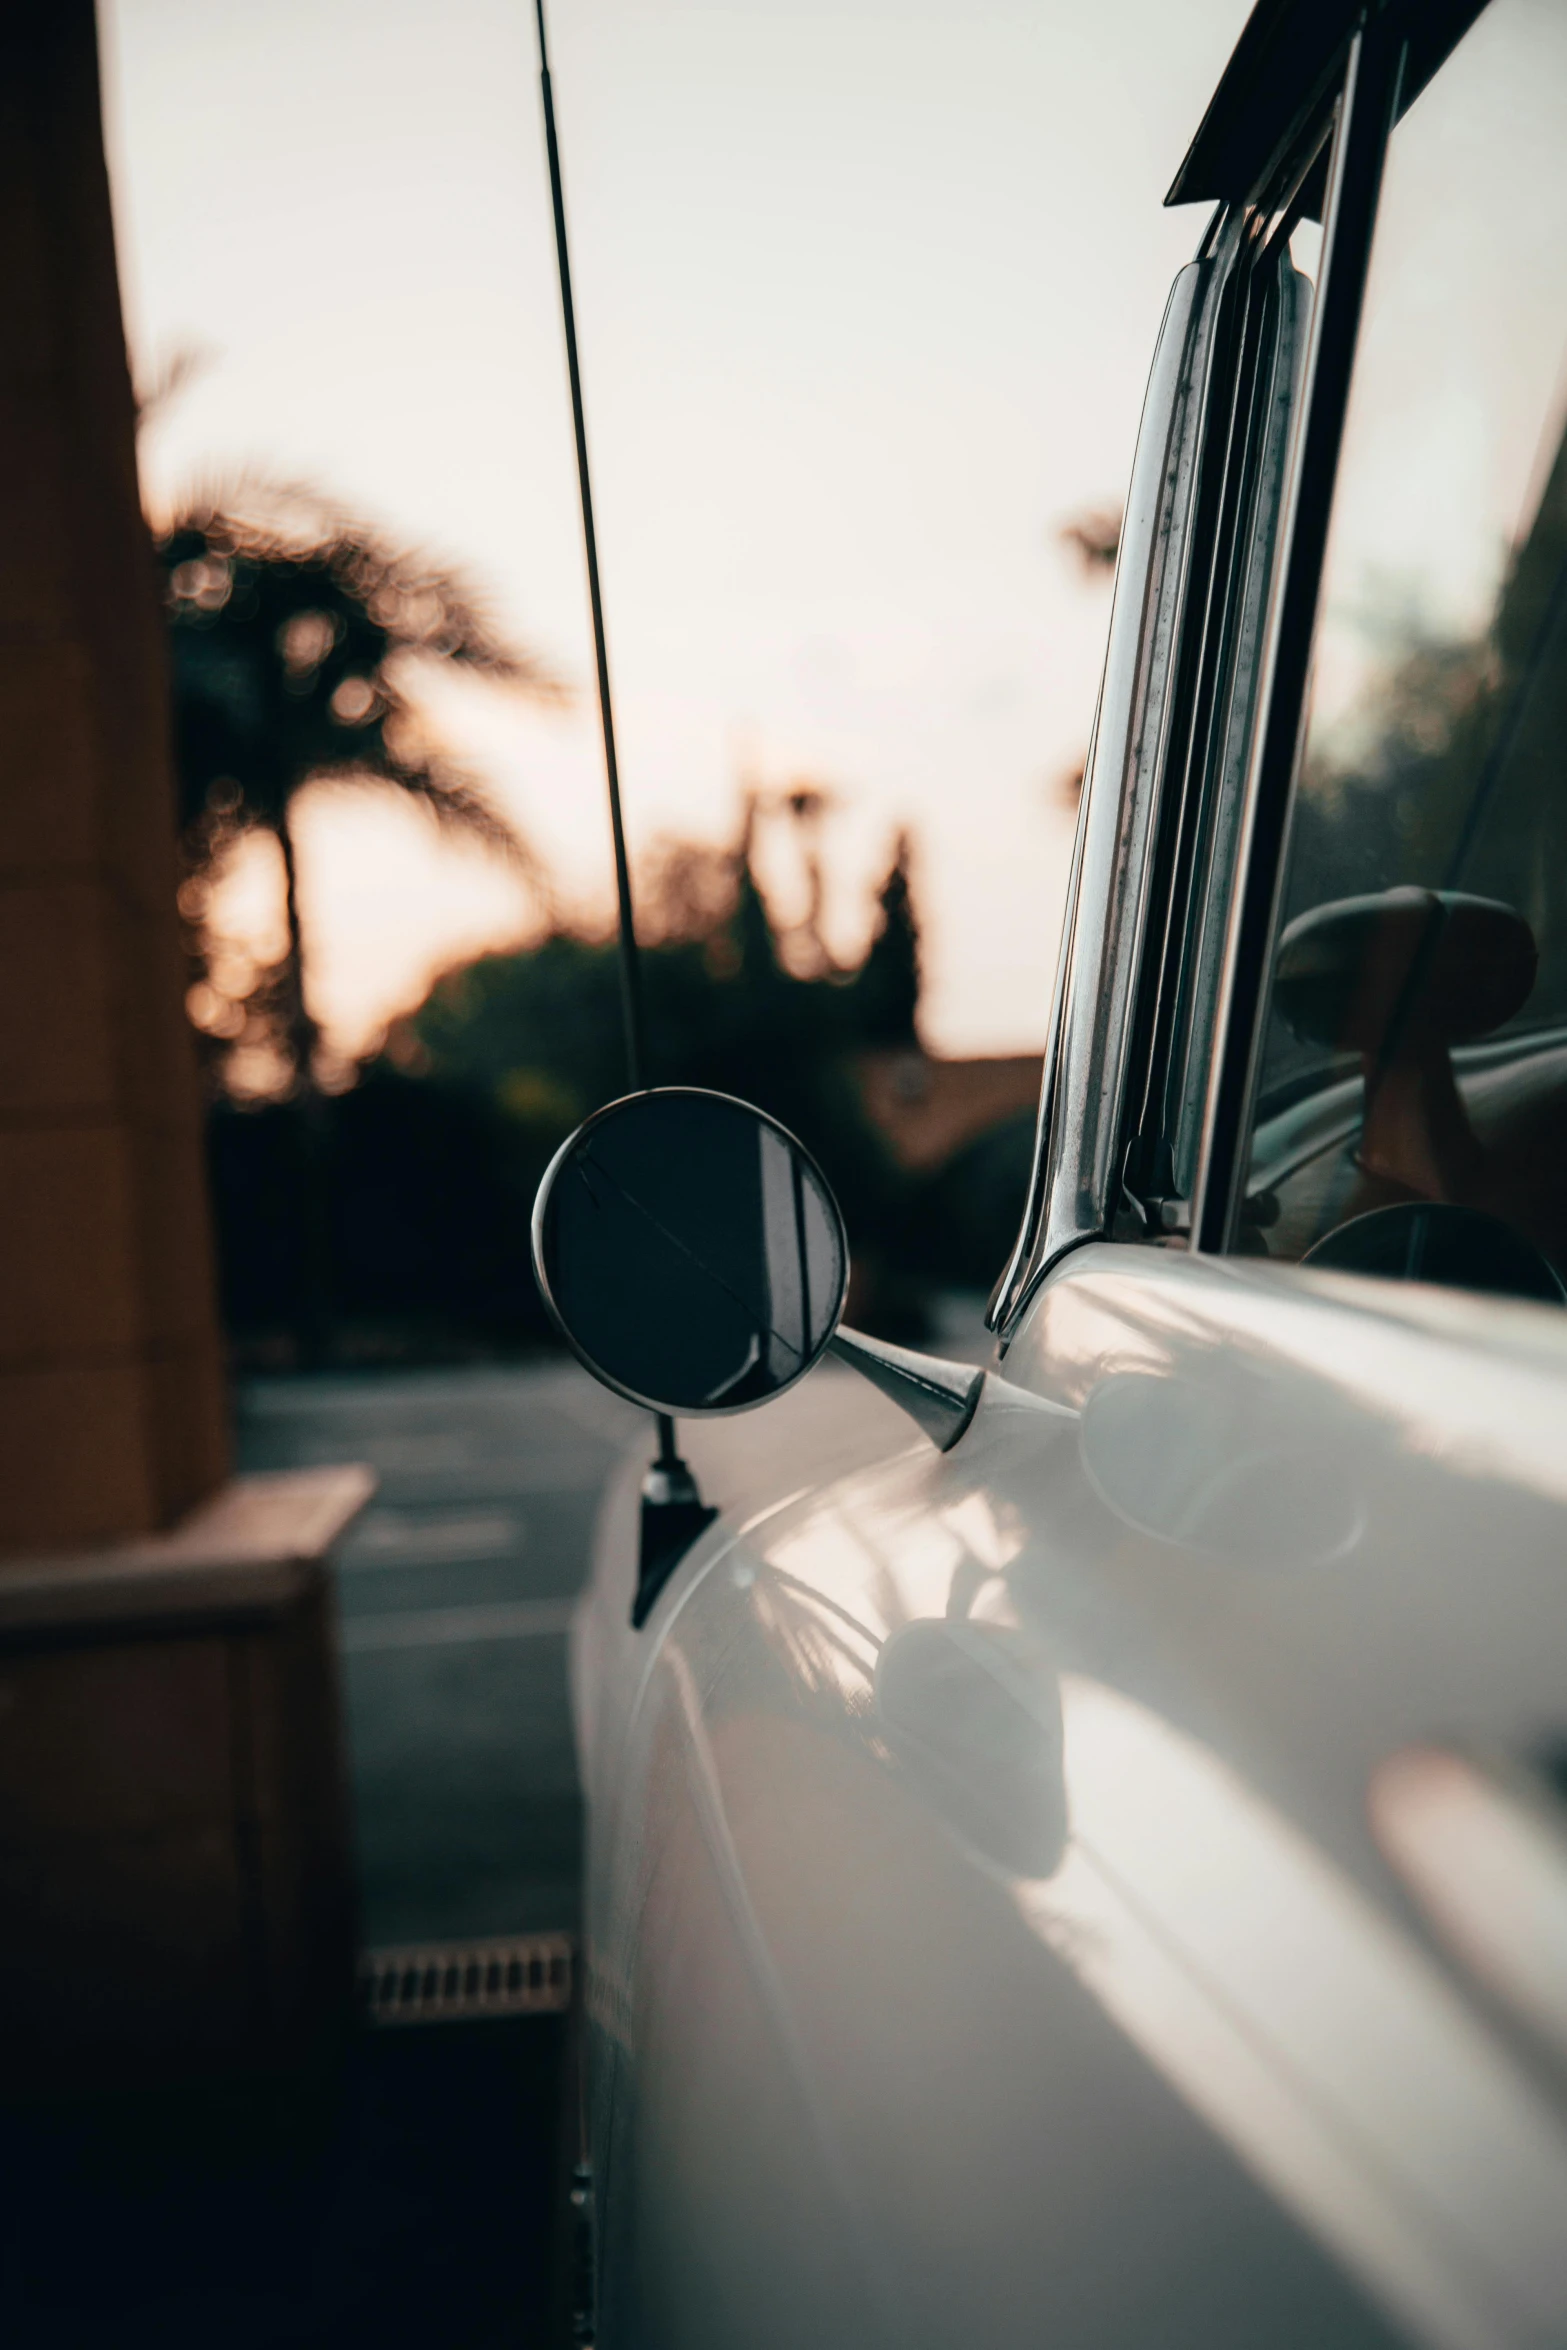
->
{"left": 1071, "top": 1268, "right": 1567, "bottom": 1515}
{"left": 1372, "top": 1747, "right": 1567, "bottom": 2071}
{"left": 1018, "top": 1677, "right": 1567, "bottom": 2350}
{"left": 939, "top": 1488, "right": 1026, "bottom": 1573}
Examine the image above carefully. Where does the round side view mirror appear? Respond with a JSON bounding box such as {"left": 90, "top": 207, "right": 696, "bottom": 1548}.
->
{"left": 532, "top": 1088, "right": 849, "bottom": 1415}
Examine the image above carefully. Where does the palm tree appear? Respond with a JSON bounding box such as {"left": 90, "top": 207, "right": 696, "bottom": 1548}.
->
{"left": 158, "top": 480, "right": 559, "bottom": 1091}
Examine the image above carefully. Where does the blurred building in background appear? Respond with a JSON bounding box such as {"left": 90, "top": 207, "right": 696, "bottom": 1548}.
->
{"left": 0, "top": 3, "right": 227, "bottom": 1552}
{"left": 0, "top": 3, "right": 358, "bottom": 2096}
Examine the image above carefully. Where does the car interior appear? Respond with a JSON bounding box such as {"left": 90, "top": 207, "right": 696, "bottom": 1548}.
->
{"left": 1223, "top": 0, "right": 1567, "bottom": 1302}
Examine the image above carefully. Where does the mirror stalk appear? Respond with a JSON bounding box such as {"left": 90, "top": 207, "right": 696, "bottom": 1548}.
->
{"left": 827, "top": 1328, "right": 985, "bottom": 1452}
{"left": 634, "top": 1415, "right": 717, "bottom": 1628}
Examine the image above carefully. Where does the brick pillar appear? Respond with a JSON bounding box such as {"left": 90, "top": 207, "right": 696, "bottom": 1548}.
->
{"left": 0, "top": 4, "right": 229, "bottom": 1548}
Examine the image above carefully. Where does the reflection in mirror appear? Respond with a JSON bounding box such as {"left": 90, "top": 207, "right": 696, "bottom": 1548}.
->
{"left": 533, "top": 1087, "right": 848, "bottom": 1416}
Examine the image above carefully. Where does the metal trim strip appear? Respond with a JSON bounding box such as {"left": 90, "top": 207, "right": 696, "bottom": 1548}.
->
{"left": 1190, "top": 20, "right": 1405, "bottom": 1257}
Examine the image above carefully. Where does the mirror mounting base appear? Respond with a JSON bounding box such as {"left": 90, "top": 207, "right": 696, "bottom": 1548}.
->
{"left": 827, "top": 1327, "right": 985, "bottom": 1452}
{"left": 633, "top": 1419, "right": 717, "bottom": 1628}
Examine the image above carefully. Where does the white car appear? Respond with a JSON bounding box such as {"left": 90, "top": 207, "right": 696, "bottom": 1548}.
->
{"left": 536, "top": 0, "right": 1567, "bottom": 2340}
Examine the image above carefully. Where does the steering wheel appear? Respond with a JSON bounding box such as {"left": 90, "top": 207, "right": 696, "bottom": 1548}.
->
{"left": 1303, "top": 1200, "right": 1566, "bottom": 1303}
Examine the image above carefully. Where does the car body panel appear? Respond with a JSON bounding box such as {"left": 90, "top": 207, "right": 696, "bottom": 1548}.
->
{"left": 574, "top": 1247, "right": 1567, "bottom": 2349}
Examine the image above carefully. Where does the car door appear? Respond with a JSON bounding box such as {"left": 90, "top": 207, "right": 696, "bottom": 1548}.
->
{"left": 578, "top": 6, "right": 1567, "bottom": 2345}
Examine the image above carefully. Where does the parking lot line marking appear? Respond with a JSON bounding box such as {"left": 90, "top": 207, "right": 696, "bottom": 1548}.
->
{"left": 341, "top": 1597, "right": 577, "bottom": 1651}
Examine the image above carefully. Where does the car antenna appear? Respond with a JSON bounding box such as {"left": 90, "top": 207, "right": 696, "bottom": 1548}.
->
{"left": 532, "top": 0, "right": 646, "bottom": 1095}
{"left": 533, "top": 0, "right": 715, "bottom": 1611}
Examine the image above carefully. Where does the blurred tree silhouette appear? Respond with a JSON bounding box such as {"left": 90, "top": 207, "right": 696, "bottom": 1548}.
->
{"left": 380, "top": 804, "right": 931, "bottom": 1333}
{"left": 148, "top": 472, "right": 1024, "bottom": 1358}
{"left": 158, "top": 482, "right": 557, "bottom": 1093}
{"left": 852, "top": 828, "right": 920, "bottom": 1041}
{"left": 209, "top": 1064, "right": 545, "bottom": 1358}
{"left": 402, "top": 804, "right": 917, "bottom": 1102}
{"left": 205, "top": 804, "right": 940, "bottom": 1360}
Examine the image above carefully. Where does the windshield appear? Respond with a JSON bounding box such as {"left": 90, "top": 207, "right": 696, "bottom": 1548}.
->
{"left": 1255, "top": 0, "right": 1567, "bottom": 1123}
{"left": 1241, "top": 0, "right": 1567, "bottom": 1304}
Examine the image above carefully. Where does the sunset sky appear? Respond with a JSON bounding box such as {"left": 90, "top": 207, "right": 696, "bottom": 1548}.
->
{"left": 102, "top": 0, "right": 1252, "bottom": 1059}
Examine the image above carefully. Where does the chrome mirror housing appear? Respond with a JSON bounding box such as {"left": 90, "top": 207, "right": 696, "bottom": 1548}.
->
{"left": 535, "top": 1087, "right": 987, "bottom": 1626}
{"left": 532, "top": 1088, "right": 849, "bottom": 1416}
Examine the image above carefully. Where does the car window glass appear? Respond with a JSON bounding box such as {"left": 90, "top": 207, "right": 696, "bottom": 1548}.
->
{"left": 1241, "top": 0, "right": 1567, "bottom": 1303}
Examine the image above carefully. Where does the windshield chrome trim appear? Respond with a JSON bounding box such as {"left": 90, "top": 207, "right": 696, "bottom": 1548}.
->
{"left": 990, "top": 224, "right": 1244, "bottom": 1336}
{"left": 1190, "top": 20, "right": 1406, "bottom": 1257}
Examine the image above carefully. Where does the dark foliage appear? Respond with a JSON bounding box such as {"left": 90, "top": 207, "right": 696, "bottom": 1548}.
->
{"left": 400, "top": 824, "right": 923, "bottom": 1252}
{"left": 207, "top": 814, "right": 954, "bottom": 1362}
{"left": 168, "top": 502, "right": 1023, "bottom": 1358}
{"left": 159, "top": 485, "right": 553, "bottom": 1090}
{"left": 210, "top": 1069, "right": 551, "bottom": 1357}
{"left": 161, "top": 490, "right": 547, "bottom": 843}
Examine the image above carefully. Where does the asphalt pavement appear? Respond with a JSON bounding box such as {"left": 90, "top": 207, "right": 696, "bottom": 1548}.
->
{"left": 235, "top": 1358, "right": 645, "bottom": 1950}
